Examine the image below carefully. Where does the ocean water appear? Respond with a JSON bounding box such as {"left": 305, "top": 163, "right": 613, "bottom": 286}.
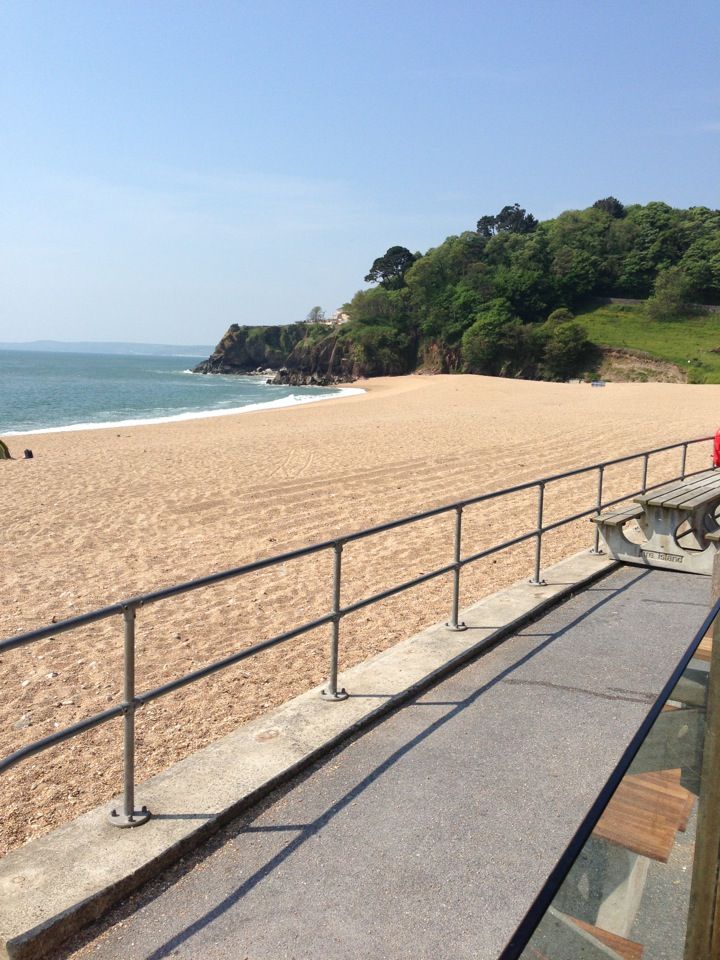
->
{"left": 0, "top": 350, "right": 360, "bottom": 435}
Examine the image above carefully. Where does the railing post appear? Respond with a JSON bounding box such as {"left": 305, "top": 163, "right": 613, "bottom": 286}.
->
{"left": 641, "top": 452, "right": 649, "bottom": 493}
{"left": 590, "top": 465, "right": 605, "bottom": 554}
{"left": 321, "top": 542, "right": 349, "bottom": 701}
{"left": 446, "top": 505, "right": 467, "bottom": 631}
{"left": 529, "top": 483, "right": 546, "bottom": 585}
{"left": 681, "top": 442, "right": 688, "bottom": 479}
{"left": 109, "top": 604, "right": 150, "bottom": 827}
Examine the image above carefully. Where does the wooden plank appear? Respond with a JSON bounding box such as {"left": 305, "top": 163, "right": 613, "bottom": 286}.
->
{"left": 638, "top": 475, "right": 712, "bottom": 503}
{"left": 569, "top": 918, "right": 644, "bottom": 960}
{"left": 695, "top": 635, "right": 713, "bottom": 662}
{"left": 628, "top": 710, "right": 704, "bottom": 796}
{"left": 648, "top": 478, "right": 720, "bottom": 510}
{"left": 669, "top": 485, "right": 720, "bottom": 510}
{"left": 635, "top": 470, "right": 720, "bottom": 507}
{"left": 594, "top": 769, "right": 695, "bottom": 862}
{"left": 526, "top": 907, "right": 629, "bottom": 958}
{"left": 593, "top": 505, "right": 644, "bottom": 527}
{"left": 652, "top": 486, "right": 720, "bottom": 511}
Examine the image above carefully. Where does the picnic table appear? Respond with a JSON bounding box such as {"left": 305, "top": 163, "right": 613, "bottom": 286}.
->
{"left": 593, "top": 470, "right": 720, "bottom": 575}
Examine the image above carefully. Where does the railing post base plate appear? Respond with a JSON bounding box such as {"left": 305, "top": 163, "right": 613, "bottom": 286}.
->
{"left": 528, "top": 579, "right": 547, "bottom": 586}
{"left": 108, "top": 805, "right": 151, "bottom": 828}
{"left": 446, "top": 622, "right": 468, "bottom": 632}
{"left": 320, "top": 688, "right": 349, "bottom": 702}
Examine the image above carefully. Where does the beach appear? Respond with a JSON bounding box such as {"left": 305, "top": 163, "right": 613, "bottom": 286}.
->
{"left": 2, "top": 373, "right": 718, "bottom": 856}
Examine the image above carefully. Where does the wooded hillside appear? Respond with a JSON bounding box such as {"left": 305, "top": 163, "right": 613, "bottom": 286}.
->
{"left": 197, "top": 200, "right": 720, "bottom": 383}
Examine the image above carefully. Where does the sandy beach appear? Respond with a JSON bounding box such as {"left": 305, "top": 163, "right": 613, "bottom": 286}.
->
{"left": 2, "top": 373, "right": 718, "bottom": 857}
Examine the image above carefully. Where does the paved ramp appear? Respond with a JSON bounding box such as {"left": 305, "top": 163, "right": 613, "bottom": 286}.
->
{"left": 65, "top": 567, "right": 709, "bottom": 960}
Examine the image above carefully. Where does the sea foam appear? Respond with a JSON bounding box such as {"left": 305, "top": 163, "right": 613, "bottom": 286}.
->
{"left": 3, "top": 386, "right": 365, "bottom": 436}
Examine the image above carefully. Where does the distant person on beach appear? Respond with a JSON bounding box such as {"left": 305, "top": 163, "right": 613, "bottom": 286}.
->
{"left": 23, "top": 449, "right": 33, "bottom": 459}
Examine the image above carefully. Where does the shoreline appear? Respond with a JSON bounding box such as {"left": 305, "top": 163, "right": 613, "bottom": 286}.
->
{"left": 1, "top": 383, "right": 366, "bottom": 439}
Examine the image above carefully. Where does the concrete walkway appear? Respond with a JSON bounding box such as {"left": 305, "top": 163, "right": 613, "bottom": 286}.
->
{"left": 61, "top": 566, "right": 709, "bottom": 960}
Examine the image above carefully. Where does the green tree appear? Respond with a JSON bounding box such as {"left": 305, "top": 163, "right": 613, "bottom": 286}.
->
{"left": 477, "top": 204, "right": 538, "bottom": 237}
{"left": 646, "top": 266, "right": 696, "bottom": 321}
{"left": 541, "top": 321, "right": 595, "bottom": 380}
{"left": 364, "top": 246, "right": 419, "bottom": 290}
{"left": 547, "top": 308, "right": 574, "bottom": 323}
{"left": 592, "top": 197, "right": 626, "bottom": 219}
{"left": 461, "top": 300, "right": 541, "bottom": 376}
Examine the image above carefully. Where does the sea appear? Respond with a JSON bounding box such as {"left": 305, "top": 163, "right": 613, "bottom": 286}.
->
{"left": 0, "top": 349, "right": 362, "bottom": 436}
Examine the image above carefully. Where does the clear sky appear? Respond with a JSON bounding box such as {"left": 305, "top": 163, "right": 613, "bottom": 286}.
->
{"left": 1, "top": 0, "right": 718, "bottom": 345}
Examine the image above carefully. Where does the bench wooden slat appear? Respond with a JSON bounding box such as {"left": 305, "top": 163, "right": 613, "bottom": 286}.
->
{"left": 694, "top": 634, "right": 713, "bottom": 661}
{"left": 593, "top": 768, "right": 695, "bottom": 862}
{"left": 568, "top": 918, "right": 644, "bottom": 960}
{"left": 671, "top": 485, "right": 720, "bottom": 510}
{"left": 529, "top": 909, "right": 644, "bottom": 960}
{"left": 635, "top": 471, "right": 716, "bottom": 505}
{"left": 592, "top": 504, "right": 644, "bottom": 527}
{"left": 638, "top": 472, "right": 720, "bottom": 509}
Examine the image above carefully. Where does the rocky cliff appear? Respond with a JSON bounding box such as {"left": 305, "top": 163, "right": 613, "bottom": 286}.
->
{"left": 193, "top": 323, "right": 361, "bottom": 384}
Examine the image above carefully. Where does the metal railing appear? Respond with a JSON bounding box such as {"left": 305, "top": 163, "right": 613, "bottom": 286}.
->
{"left": 0, "top": 435, "right": 712, "bottom": 827}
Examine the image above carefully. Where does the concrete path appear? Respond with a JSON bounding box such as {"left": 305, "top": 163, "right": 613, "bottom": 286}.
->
{"left": 63, "top": 567, "right": 709, "bottom": 960}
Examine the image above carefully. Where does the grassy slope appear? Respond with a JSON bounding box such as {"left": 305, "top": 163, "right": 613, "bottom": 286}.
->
{"left": 576, "top": 304, "right": 720, "bottom": 384}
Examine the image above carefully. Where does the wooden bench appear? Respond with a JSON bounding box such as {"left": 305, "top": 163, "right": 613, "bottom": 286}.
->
{"left": 594, "top": 471, "right": 720, "bottom": 574}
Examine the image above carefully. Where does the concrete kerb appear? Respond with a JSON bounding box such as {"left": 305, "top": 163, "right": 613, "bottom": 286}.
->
{"left": 0, "top": 549, "right": 618, "bottom": 960}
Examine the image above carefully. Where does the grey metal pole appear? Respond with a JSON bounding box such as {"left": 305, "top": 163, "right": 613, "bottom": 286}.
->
{"left": 529, "top": 483, "right": 546, "bottom": 585}
{"left": 109, "top": 604, "right": 150, "bottom": 827}
{"left": 591, "top": 465, "right": 605, "bottom": 554}
{"left": 681, "top": 442, "right": 688, "bottom": 479}
{"left": 321, "top": 542, "right": 348, "bottom": 701}
{"left": 446, "top": 506, "right": 467, "bottom": 631}
{"left": 641, "top": 452, "right": 649, "bottom": 493}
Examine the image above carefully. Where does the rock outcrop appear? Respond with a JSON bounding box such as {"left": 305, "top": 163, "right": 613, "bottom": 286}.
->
{"left": 598, "top": 347, "right": 687, "bottom": 383}
{"left": 194, "top": 324, "right": 362, "bottom": 384}
{"left": 193, "top": 324, "right": 309, "bottom": 375}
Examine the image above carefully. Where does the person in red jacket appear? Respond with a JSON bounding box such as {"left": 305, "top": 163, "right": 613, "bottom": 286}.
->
{"left": 714, "top": 430, "right": 720, "bottom": 468}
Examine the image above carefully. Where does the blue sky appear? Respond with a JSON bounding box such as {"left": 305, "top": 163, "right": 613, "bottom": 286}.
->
{"left": 1, "top": 0, "right": 718, "bottom": 345}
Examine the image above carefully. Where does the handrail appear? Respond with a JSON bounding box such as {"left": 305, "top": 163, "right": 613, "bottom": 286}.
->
{"left": 1, "top": 434, "right": 713, "bottom": 827}
{"left": 498, "top": 594, "right": 720, "bottom": 960}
